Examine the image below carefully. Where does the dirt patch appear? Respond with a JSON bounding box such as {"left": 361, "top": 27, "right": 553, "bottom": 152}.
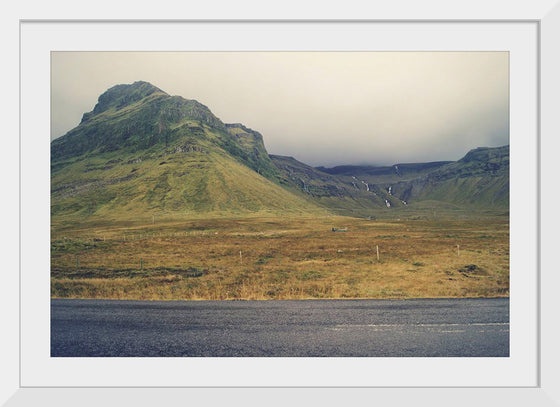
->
{"left": 457, "top": 264, "right": 488, "bottom": 276}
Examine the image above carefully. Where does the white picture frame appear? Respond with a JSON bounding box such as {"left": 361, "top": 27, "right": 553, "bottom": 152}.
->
{"left": 4, "top": 0, "right": 559, "bottom": 404}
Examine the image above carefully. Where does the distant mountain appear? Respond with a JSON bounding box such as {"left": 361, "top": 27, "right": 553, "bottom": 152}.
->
{"left": 51, "top": 81, "right": 323, "bottom": 221}
{"left": 51, "top": 81, "right": 509, "bottom": 222}
{"left": 274, "top": 146, "right": 508, "bottom": 215}
{"left": 316, "top": 161, "right": 452, "bottom": 183}
{"left": 388, "top": 145, "right": 509, "bottom": 208}
{"left": 270, "top": 155, "right": 402, "bottom": 216}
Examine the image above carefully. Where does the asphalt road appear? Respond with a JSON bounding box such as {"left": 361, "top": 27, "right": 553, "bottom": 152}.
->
{"left": 51, "top": 298, "right": 509, "bottom": 357}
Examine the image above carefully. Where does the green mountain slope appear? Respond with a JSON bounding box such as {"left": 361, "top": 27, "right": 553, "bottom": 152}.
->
{"left": 51, "top": 81, "right": 509, "bottom": 222}
{"left": 51, "top": 81, "right": 324, "bottom": 221}
{"left": 272, "top": 146, "right": 509, "bottom": 216}
{"left": 271, "top": 155, "right": 401, "bottom": 215}
{"left": 389, "top": 146, "right": 509, "bottom": 208}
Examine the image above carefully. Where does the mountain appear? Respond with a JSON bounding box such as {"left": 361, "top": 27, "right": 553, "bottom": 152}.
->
{"left": 270, "top": 155, "right": 403, "bottom": 216}
{"left": 51, "top": 81, "right": 509, "bottom": 222}
{"left": 316, "top": 160, "right": 452, "bottom": 183}
{"left": 272, "top": 146, "right": 509, "bottom": 216}
{"left": 388, "top": 145, "right": 509, "bottom": 208}
{"left": 51, "top": 81, "right": 324, "bottom": 221}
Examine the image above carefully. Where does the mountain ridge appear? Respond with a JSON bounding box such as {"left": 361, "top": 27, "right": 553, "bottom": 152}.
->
{"left": 51, "top": 82, "right": 324, "bottom": 220}
{"left": 51, "top": 81, "right": 509, "bottom": 221}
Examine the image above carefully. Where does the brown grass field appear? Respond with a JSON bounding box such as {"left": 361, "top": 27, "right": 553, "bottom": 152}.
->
{"left": 51, "top": 215, "right": 509, "bottom": 300}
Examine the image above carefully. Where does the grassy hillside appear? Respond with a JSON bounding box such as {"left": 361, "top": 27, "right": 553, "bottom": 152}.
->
{"left": 389, "top": 146, "right": 509, "bottom": 208}
{"left": 51, "top": 82, "right": 325, "bottom": 223}
{"left": 52, "top": 146, "right": 324, "bottom": 223}
{"left": 271, "top": 155, "right": 403, "bottom": 216}
{"left": 52, "top": 81, "right": 509, "bottom": 223}
{"left": 274, "top": 146, "right": 509, "bottom": 217}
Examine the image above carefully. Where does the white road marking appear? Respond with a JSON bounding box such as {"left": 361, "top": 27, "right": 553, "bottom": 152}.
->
{"left": 329, "top": 322, "right": 508, "bottom": 329}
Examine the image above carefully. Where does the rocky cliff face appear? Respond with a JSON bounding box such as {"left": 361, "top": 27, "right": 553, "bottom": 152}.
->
{"left": 80, "top": 81, "right": 165, "bottom": 123}
{"left": 222, "top": 123, "right": 278, "bottom": 179}
{"left": 52, "top": 81, "right": 231, "bottom": 162}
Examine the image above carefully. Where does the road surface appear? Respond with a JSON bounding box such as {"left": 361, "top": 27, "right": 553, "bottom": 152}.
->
{"left": 51, "top": 297, "right": 509, "bottom": 357}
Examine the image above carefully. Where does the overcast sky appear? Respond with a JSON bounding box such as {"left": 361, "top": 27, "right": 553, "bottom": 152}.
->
{"left": 51, "top": 52, "right": 508, "bottom": 167}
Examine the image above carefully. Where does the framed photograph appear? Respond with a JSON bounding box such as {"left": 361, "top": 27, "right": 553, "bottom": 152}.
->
{"left": 5, "top": 0, "right": 559, "bottom": 405}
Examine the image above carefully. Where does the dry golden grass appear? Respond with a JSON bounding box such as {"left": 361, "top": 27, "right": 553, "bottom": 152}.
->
{"left": 51, "top": 215, "right": 509, "bottom": 300}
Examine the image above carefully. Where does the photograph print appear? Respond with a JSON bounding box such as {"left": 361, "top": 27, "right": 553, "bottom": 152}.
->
{"left": 50, "top": 51, "right": 509, "bottom": 357}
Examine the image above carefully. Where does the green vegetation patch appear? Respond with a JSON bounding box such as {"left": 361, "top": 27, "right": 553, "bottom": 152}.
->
{"left": 296, "top": 270, "right": 324, "bottom": 281}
